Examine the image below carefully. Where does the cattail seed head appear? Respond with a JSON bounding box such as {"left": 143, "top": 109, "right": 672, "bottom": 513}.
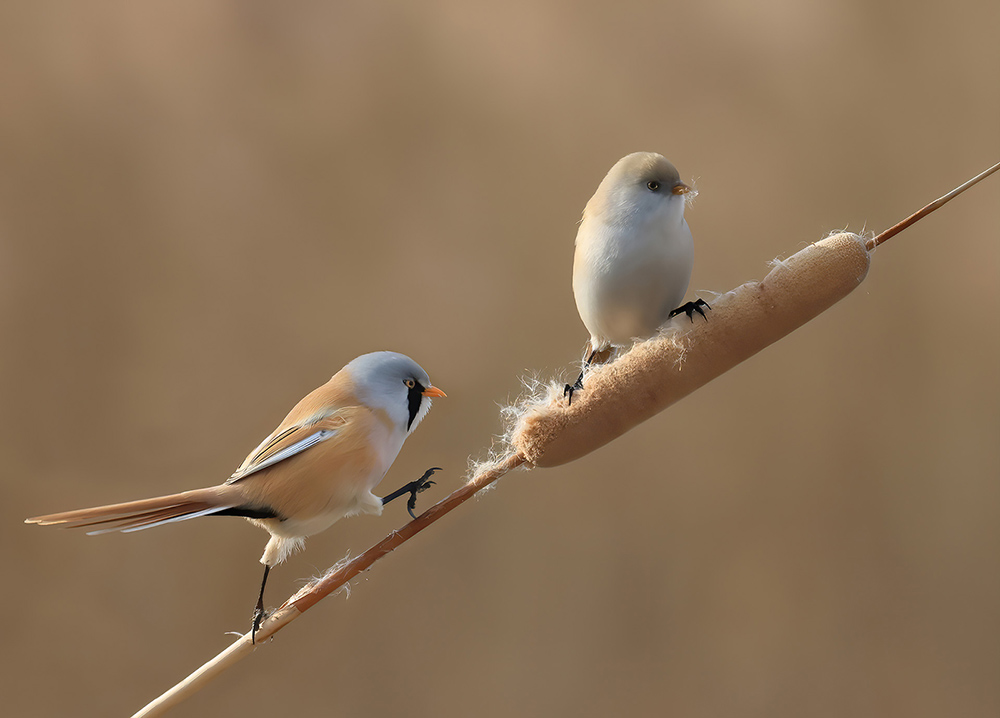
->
{"left": 512, "top": 232, "right": 871, "bottom": 467}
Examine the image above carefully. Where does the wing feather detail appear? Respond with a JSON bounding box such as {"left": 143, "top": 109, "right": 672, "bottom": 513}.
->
{"left": 227, "top": 412, "right": 349, "bottom": 484}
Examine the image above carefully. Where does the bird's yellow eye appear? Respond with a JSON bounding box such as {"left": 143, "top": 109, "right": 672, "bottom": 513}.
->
{"left": 404, "top": 379, "right": 416, "bottom": 389}
{"left": 647, "top": 181, "right": 660, "bottom": 191}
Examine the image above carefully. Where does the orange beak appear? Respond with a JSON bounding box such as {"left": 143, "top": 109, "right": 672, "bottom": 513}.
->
{"left": 671, "top": 183, "right": 692, "bottom": 196}
{"left": 422, "top": 385, "right": 447, "bottom": 398}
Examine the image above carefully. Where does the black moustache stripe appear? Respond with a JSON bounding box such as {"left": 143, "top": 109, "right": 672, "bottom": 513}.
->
{"left": 407, "top": 383, "right": 423, "bottom": 430}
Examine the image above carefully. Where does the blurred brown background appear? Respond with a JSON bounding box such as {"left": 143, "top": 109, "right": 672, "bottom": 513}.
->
{"left": 3, "top": 1, "right": 998, "bottom": 716}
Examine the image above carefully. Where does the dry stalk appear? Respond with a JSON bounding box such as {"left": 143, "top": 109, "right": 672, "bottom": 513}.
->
{"left": 131, "top": 452, "right": 526, "bottom": 718}
{"left": 867, "top": 160, "right": 1000, "bottom": 249}
{"left": 131, "top": 161, "right": 997, "bottom": 717}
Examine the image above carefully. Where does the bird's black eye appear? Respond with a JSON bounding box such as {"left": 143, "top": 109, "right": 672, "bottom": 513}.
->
{"left": 647, "top": 181, "right": 660, "bottom": 191}
{"left": 404, "top": 378, "right": 416, "bottom": 389}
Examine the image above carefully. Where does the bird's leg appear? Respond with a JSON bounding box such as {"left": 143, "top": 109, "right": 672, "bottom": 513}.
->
{"left": 564, "top": 347, "right": 603, "bottom": 404}
{"left": 382, "top": 467, "right": 441, "bottom": 519}
{"left": 669, "top": 298, "right": 711, "bottom": 322}
{"left": 251, "top": 563, "right": 271, "bottom": 644}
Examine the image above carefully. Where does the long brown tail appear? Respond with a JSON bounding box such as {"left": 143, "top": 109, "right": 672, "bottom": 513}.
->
{"left": 25, "top": 487, "right": 241, "bottom": 535}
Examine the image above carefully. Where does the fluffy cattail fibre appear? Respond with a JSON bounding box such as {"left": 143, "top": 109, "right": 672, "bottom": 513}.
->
{"left": 512, "top": 232, "right": 871, "bottom": 467}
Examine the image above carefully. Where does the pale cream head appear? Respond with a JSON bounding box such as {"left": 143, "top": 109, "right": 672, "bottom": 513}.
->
{"left": 583, "top": 151, "right": 692, "bottom": 225}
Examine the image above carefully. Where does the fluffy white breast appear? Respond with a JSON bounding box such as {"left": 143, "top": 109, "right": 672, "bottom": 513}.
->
{"left": 574, "top": 193, "right": 694, "bottom": 348}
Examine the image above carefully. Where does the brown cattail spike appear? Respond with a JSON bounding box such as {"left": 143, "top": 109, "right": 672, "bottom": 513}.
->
{"left": 513, "top": 232, "right": 871, "bottom": 467}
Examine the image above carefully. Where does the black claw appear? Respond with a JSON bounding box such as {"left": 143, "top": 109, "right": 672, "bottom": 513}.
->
{"left": 384, "top": 467, "right": 441, "bottom": 519}
{"left": 251, "top": 563, "right": 272, "bottom": 645}
{"left": 252, "top": 606, "right": 267, "bottom": 644}
{"left": 406, "top": 469, "right": 439, "bottom": 519}
{"left": 669, "top": 299, "right": 712, "bottom": 322}
{"left": 563, "top": 347, "right": 603, "bottom": 405}
{"left": 564, "top": 369, "right": 586, "bottom": 405}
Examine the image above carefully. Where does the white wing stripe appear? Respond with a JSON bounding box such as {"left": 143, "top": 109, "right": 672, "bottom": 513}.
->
{"left": 240, "top": 428, "right": 337, "bottom": 477}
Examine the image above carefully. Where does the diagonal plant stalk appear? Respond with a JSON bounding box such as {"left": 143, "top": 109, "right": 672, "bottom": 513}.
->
{"left": 866, "top": 160, "right": 1000, "bottom": 250}
{"left": 131, "top": 160, "right": 998, "bottom": 718}
{"left": 131, "top": 452, "right": 526, "bottom": 718}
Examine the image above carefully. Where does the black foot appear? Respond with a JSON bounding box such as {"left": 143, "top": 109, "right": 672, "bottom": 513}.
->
{"left": 563, "top": 379, "right": 583, "bottom": 405}
{"left": 563, "top": 368, "right": 586, "bottom": 405}
{"left": 383, "top": 467, "right": 441, "bottom": 519}
{"left": 251, "top": 604, "right": 268, "bottom": 645}
{"left": 251, "top": 563, "right": 271, "bottom": 645}
{"left": 669, "top": 298, "right": 711, "bottom": 322}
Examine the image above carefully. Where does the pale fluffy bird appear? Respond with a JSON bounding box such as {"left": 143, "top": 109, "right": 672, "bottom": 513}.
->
{"left": 567, "top": 152, "right": 707, "bottom": 399}
{"left": 26, "top": 351, "right": 445, "bottom": 638}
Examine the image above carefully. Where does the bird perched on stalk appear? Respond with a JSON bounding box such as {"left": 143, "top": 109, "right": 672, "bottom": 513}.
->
{"left": 26, "top": 351, "right": 445, "bottom": 640}
{"left": 566, "top": 152, "right": 708, "bottom": 401}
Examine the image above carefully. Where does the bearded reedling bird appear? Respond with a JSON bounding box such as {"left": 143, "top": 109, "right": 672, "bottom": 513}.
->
{"left": 26, "top": 351, "right": 446, "bottom": 640}
{"left": 565, "top": 152, "right": 708, "bottom": 401}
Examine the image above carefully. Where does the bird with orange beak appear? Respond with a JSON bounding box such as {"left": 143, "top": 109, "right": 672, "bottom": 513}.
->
{"left": 565, "top": 152, "right": 708, "bottom": 400}
{"left": 26, "top": 351, "right": 446, "bottom": 639}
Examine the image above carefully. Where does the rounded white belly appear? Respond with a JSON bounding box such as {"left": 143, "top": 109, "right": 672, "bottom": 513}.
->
{"left": 574, "top": 219, "right": 694, "bottom": 347}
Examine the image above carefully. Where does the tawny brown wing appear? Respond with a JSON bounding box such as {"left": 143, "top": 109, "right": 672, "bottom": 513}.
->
{"left": 226, "top": 411, "right": 351, "bottom": 484}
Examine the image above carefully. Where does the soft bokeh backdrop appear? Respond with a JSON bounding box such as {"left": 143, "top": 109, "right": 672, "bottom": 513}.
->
{"left": 3, "top": 2, "right": 997, "bottom": 717}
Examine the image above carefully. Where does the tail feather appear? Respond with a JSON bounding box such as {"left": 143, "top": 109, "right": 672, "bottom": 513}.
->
{"left": 110, "top": 506, "right": 234, "bottom": 535}
{"left": 64, "top": 504, "right": 204, "bottom": 530}
{"left": 25, "top": 488, "right": 237, "bottom": 534}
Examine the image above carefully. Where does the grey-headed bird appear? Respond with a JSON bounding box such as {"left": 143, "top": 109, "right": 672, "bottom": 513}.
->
{"left": 26, "top": 351, "right": 445, "bottom": 639}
